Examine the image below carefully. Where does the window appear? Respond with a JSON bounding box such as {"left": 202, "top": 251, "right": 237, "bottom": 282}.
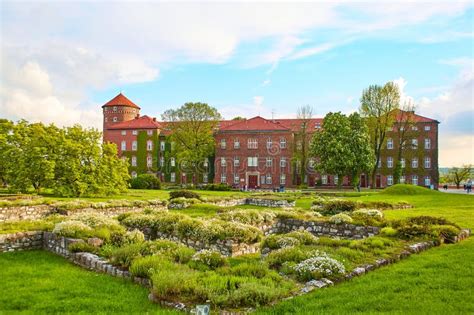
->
{"left": 334, "top": 175, "right": 339, "bottom": 185}
{"left": 131, "top": 171, "right": 137, "bottom": 178}
{"left": 315, "top": 122, "right": 321, "bottom": 130}
{"left": 234, "top": 157, "right": 240, "bottom": 167}
{"left": 266, "top": 174, "right": 272, "bottom": 184}
{"left": 424, "top": 138, "right": 431, "bottom": 149}
{"left": 412, "top": 158, "right": 418, "bottom": 168}
{"left": 400, "top": 175, "right": 406, "bottom": 184}
{"left": 248, "top": 157, "right": 258, "bottom": 167}
{"left": 280, "top": 174, "right": 286, "bottom": 185}
{"left": 203, "top": 158, "right": 209, "bottom": 167}
{"left": 121, "top": 130, "right": 126, "bottom": 136}
{"left": 322, "top": 175, "right": 327, "bottom": 185}
{"left": 234, "top": 175, "right": 240, "bottom": 184}
{"left": 160, "top": 157, "right": 164, "bottom": 167}
{"left": 412, "top": 138, "right": 418, "bottom": 148}
{"left": 387, "top": 157, "right": 393, "bottom": 168}
{"left": 266, "top": 138, "right": 273, "bottom": 149}
{"left": 234, "top": 139, "right": 240, "bottom": 149}
{"left": 131, "top": 156, "right": 137, "bottom": 167}
{"left": 412, "top": 175, "right": 418, "bottom": 185}
{"left": 387, "top": 138, "right": 394, "bottom": 149}
{"left": 424, "top": 125, "right": 431, "bottom": 131}
{"left": 387, "top": 175, "right": 393, "bottom": 186}
{"left": 170, "top": 172, "right": 176, "bottom": 182}
{"left": 147, "top": 130, "right": 153, "bottom": 136}
{"left": 170, "top": 157, "right": 175, "bottom": 167}
{"left": 424, "top": 157, "right": 431, "bottom": 168}
{"left": 220, "top": 174, "right": 227, "bottom": 183}
{"left": 113, "top": 117, "right": 118, "bottom": 122}
{"left": 221, "top": 157, "right": 226, "bottom": 167}
{"left": 280, "top": 138, "right": 286, "bottom": 149}
{"left": 112, "top": 106, "right": 118, "bottom": 112}
{"left": 147, "top": 155, "right": 153, "bottom": 167}
{"left": 280, "top": 158, "right": 287, "bottom": 168}
{"left": 220, "top": 139, "right": 226, "bottom": 149}
{"left": 401, "top": 158, "right": 406, "bottom": 168}
{"left": 147, "top": 140, "right": 153, "bottom": 151}
{"left": 132, "top": 141, "right": 137, "bottom": 151}
{"left": 248, "top": 138, "right": 258, "bottom": 149}
{"left": 121, "top": 141, "right": 126, "bottom": 151}
{"left": 203, "top": 174, "right": 208, "bottom": 183}
{"left": 132, "top": 130, "right": 138, "bottom": 135}
{"left": 411, "top": 126, "right": 418, "bottom": 131}
{"left": 266, "top": 157, "right": 272, "bottom": 167}
{"left": 424, "top": 176, "right": 431, "bottom": 186}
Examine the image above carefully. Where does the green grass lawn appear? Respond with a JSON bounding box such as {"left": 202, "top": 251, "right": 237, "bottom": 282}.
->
{"left": 0, "top": 250, "right": 177, "bottom": 314}
{"left": 1, "top": 188, "right": 473, "bottom": 313}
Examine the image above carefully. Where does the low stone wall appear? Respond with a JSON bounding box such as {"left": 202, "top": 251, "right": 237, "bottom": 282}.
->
{"left": 245, "top": 198, "right": 295, "bottom": 208}
{"left": 0, "top": 205, "right": 166, "bottom": 222}
{"left": 0, "top": 231, "right": 44, "bottom": 252}
{"left": 153, "top": 232, "right": 260, "bottom": 257}
{"left": 269, "top": 219, "right": 380, "bottom": 239}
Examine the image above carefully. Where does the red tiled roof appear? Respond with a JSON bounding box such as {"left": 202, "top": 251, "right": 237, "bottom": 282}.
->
{"left": 274, "top": 118, "right": 323, "bottom": 132}
{"left": 107, "top": 115, "right": 161, "bottom": 130}
{"left": 102, "top": 93, "right": 141, "bottom": 109}
{"left": 219, "top": 116, "right": 290, "bottom": 132}
{"left": 393, "top": 109, "right": 438, "bottom": 123}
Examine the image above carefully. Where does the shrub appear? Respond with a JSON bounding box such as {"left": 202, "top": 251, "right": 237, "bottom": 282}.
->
{"left": 228, "top": 262, "right": 273, "bottom": 279}
{"left": 68, "top": 241, "right": 98, "bottom": 253}
{"left": 69, "top": 213, "right": 123, "bottom": 230}
{"left": 320, "top": 199, "right": 358, "bottom": 215}
{"left": 380, "top": 226, "right": 398, "bottom": 237}
{"left": 201, "top": 183, "right": 232, "bottom": 191}
{"left": 151, "top": 262, "right": 197, "bottom": 299}
{"left": 123, "top": 229, "right": 145, "bottom": 245}
{"left": 351, "top": 209, "right": 384, "bottom": 225}
{"left": 52, "top": 220, "right": 92, "bottom": 238}
{"left": 404, "top": 216, "right": 459, "bottom": 228}
{"left": 190, "top": 250, "right": 227, "bottom": 270}
{"left": 293, "top": 251, "right": 345, "bottom": 281}
{"left": 129, "top": 255, "right": 169, "bottom": 278}
{"left": 265, "top": 246, "right": 309, "bottom": 268}
{"left": 381, "top": 184, "right": 438, "bottom": 195}
{"left": 130, "top": 174, "right": 161, "bottom": 189}
{"left": 329, "top": 213, "right": 353, "bottom": 224}
{"left": 392, "top": 216, "right": 460, "bottom": 240}
{"left": 169, "top": 190, "right": 201, "bottom": 200}
{"left": 432, "top": 225, "right": 460, "bottom": 243}
{"left": 217, "top": 209, "right": 276, "bottom": 226}
{"left": 262, "top": 231, "right": 319, "bottom": 250}
{"left": 228, "top": 282, "right": 281, "bottom": 307}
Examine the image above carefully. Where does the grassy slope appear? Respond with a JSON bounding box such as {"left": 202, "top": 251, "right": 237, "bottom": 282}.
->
{"left": 0, "top": 250, "right": 177, "bottom": 314}
{"left": 258, "top": 190, "right": 474, "bottom": 314}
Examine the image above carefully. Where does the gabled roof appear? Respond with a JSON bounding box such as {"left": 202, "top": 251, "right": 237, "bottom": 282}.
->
{"left": 393, "top": 109, "right": 439, "bottom": 123}
{"left": 274, "top": 118, "right": 323, "bottom": 132}
{"left": 107, "top": 115, "right": 161, "bottom": 130}
{"left": 219, "top": 116, "right": 290, "bottom": 132}
{"left": 102, "top": 93, "right": 141, "bottom": 109}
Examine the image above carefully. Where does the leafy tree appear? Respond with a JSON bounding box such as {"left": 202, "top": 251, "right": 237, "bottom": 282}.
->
{"left": 311, "top": 112, "right": 373, "bottom": 188}
{"left": 448, "top": 165, "right": 473, "bottom": 189}
{"left": 294, "top": 105, "right": 313, "bottom": 185}
{"left": 360, "top": 82, "right": 400, "bottom": 188}
{"left": 0, "top": 119, "right": 14, "bottom": 186}
{"left": 161, "top": 102, "right": 222, "bottom": 184}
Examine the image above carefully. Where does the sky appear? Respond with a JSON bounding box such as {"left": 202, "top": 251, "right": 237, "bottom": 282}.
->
{"left": 0, "top": 0, "right": 473, "bottom": 167}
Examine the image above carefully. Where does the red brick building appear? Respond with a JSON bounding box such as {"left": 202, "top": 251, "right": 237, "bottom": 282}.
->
{"left": 102, "top": 93, "right": 440, "bottom": 189}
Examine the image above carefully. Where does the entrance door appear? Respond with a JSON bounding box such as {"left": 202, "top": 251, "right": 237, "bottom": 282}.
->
{"left": 248, "top": 175, "right": 258, "bottom": 189}
{"left": 360, "top": 175, "right": 366, "bottom": 188}
{"left": 376, "top": 175, "right": 381, "bottom": 188}
{"left": 308, "top": 176, "right": 315, "bottom": 187}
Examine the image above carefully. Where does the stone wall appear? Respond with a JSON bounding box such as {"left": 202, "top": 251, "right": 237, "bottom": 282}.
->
{"left": 269, "top": 219, "right": 380, "bottom": 239}
{"left": 0, "top": 231, "right": 44, "bottom": 252}
{"left": 245, "top": 198, "right": 295, "bottom": 208}
{"left": 0, "top": 205, "right": 166, "bottom": 223}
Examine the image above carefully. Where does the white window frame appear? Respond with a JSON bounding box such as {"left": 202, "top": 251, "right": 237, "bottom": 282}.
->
{"left": 412, "top": 138, "right": 418, "bottom": 148}
{"left": 424, "top": 157, "right": 431, "bottom": 169}
{"left": 425, "top": 138, "right": 431, "bottom": 149}
{"left": 160, "top": 156, "right": 164, "bottom": 167}
{"left": 147, "top": 155, "right": 153, "bottom": 167}
{"left": 266, "top": 157, "right": 272, "bottom": 167}
{"left": 203, "top": 158, "right": 208, "bottom": 167}
{"left": 113, "top": 106, "right": 117, "bottom": 112}
{"left": 248, "top": 157, "right": 258, "bottom": 167}
{"left": 221, "top": 157, "right": 226, "bottom": 167}
{"left": 132, "top": 141, "right": 137, "bottom": 151}
{"left": 411, "top": 126, "right": 418, "bottom": 131}
{"left": 334, "top": 175, "right": 339, "bottom": 185}
{"left": 131, "top": 156, "right": 137, "bottom": 167}
{"left": 121, "top": 130, "right": 126, "bottom": 136}
{"left": 247, "top": 138, "right": 258, "bottom": 149}
{"left": 131, "top": 171, "right": 137, "bottom": 178}
{"left": 113, "top": 117, "right": 118, "bottom": 122}
{"left": 203, "top": 174, "right": 208, "bottom": 183}
{"left": 412, "top": 158, "right": 418, "bottom": 168}
{"left": 170, "top": 157, "right": 175, "bottom": 167}
{"left": 280, "top": 158, "right": 286, "bottom": 168}
{"left": 121, "top": 141, "right": 126, "bottom": 151}
{"left": 424, "top": 125, "right": 431, "bottom": 131}
{"left": 280, "top": 174, "right": 286, "bottom": 185}
{"left": 234, "top": 139, "right": 240, "bottom": 149}
{"left": 412, "top": 175, "right": 418, "bottom": 185}
{"left": 401, "top": 158, "right": 406, "bottom": 168}
{"left": 132, "top": 130, "right": 138, "bottom": 135}
{"left": 387, "top": 157, "right": 393, "bottom": 168}
{"left": 147, "top": 140, "right": 153, "bottom": 151}
{"left": 220, "top": 139, "right": 226, "bottom": 149}
{"left": 387, "top": 138, "right": 393, "bottom": 150}
{"left": 387, "top": 175, "right": 393, "bottom": 186}
{"left": 220, "top": 174, "right": 227, "bottom": 183}
{"left": 400, "top": 175, "right": 406, "bottom": 184}
{"left": 322, "top": 175, "right": 328, "bottom": 185}
{"left": 234, "top": 175, "right": 240, "bottom": 184}
{"left": 266, "top": 174, "right": 272, "bottom": 184}
{"left": 424, "top": 176, "right": 431, "bottom": 186}
{"left": 160, "top": 141, "right": 165, "bottom": 151}
{"left": 234, "top": 157, "right": 240, "bottom": 167}
{"left": 280, "top": 138, "right": 286, "bottom": 149}
{"left": 170, "top": 172, "right": 176, "bottom": 182}
{"left": 266, "top": 138, "right": 273, "bottom": 149}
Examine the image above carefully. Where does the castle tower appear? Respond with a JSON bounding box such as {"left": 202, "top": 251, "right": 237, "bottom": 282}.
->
{"left": 102, "top": 92, "right": 141, "bottom": 131}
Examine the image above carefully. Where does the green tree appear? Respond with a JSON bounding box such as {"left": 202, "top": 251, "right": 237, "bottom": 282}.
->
{"left": 448, "top": 165, "right": 473, "bottom": 189}
{"left": 359, "top": 82, "right": 400, "bottom": 188}
{"left": 310, "top": 112, "right": 354, "bottom": 187}
{"left": 0, "top": 119, "right": 14, "bottom": 186}
{"left": 161, "top": 102, "right": 222, "bottom": 184}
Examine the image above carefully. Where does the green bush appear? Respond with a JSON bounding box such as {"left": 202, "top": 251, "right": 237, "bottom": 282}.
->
{"left": 381, "top": 184, "right": 438, "bottom": 195}
{"left": 68, "top": 241, "right": 98, "bottom": 253}
{"left": 169, "top": 190, "right": 201, "bottom": 200}
{"left": 432, "top": 225, "right": 460, "bottom": 243}
{"left": 217, "top": 209, "right": 276, "bottom": 226}
{"left": 392, "top": 216, "right": 461, "bottom": 240}
{"left": 320, "top": 199, "right": 358, "bottom": 215}
{"left": 189, "top": 250, "right": 227, "bottom": 270}
{"left": 201, "top": 183, "right": 232, "bottom": 191}
{"left": 262, "top": 231, "right": 318, "bottom": 250}
{"left": 329, "top": 213, "right": 353, "bottom": 224}
{"left": 380, "top": 226, "right": 398, "bottom": 237}
{"left": 129, "top": 255, "right": 170, "bottom": 278}
{"left": 130, "top": 174, "right": 161, "bottom": 190}
{"left": 265, "top": 246, "right": 310, "bottom": 268}
{"left": 52, "top": 220, "right": 92, "bottom": 238}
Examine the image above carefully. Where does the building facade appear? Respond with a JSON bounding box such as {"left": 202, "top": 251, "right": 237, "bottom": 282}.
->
{"left": 102, "top": 93, "right": 440, "bottom": 189}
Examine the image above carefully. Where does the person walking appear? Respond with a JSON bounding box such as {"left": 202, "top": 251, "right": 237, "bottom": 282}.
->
{"left": 467, "top": 179, "right": 472, "bottom": 194}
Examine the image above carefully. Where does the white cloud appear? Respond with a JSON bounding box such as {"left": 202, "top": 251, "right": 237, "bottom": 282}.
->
{"left": 262, "top": 79, "right": 271, "bottom": 87}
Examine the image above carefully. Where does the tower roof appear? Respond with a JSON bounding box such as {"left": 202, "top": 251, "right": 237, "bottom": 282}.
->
{"left": 102, "top": 93, "right": 141, "bottom": 109}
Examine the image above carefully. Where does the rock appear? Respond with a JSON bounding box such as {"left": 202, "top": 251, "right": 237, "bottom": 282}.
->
{"left": 87, "top": 237, "right": 103, "bottom": 247}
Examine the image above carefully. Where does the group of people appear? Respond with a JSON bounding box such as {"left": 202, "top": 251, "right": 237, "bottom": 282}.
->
{"left": 463, "top": 179, "right": 472, "bottom": 193}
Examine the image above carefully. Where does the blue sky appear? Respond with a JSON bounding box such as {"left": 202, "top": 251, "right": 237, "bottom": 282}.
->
{"left": 0, "top": 1, "right": 473, "bottom": 166}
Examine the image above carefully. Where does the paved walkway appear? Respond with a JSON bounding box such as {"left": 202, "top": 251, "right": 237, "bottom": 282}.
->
{"left": 439, "top": 188, "right": 474, "bottom": 195}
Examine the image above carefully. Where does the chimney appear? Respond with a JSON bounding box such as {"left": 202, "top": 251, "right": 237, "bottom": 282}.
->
{"left": 153, "top": 117, "right": 156, "bottom": 122}
{"left": 136, "top": 114, "right": 140, "bottom": 119}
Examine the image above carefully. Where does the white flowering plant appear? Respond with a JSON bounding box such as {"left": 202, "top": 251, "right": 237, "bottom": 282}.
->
{"left": 53, "top": 220, "right": 92, "bottom": 238}
{"left": 276, "top": 236, "right": 301, "bottom": 249}
{"left": 190, "top": 249, "right": 227, "bottom": 270}
{"left": 293, "top": 250, "right": 345, "bottom": 280}
{"left": 329, "top": 213, "right": 353, "bottom": 224}
{"left": 352, "top": 209, "right": 384, "bottom": 219}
